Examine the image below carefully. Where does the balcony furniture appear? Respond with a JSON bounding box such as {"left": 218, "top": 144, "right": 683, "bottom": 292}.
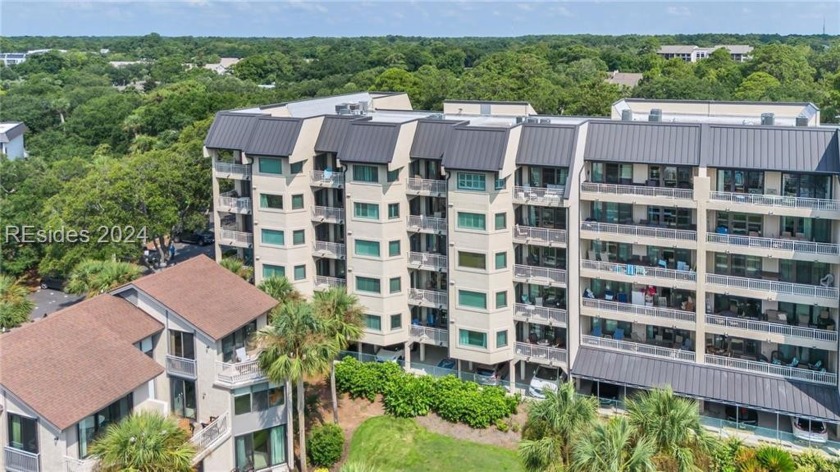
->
{"left": 761, "top": 271, "right": 779, "bottom": 281}
{"left": 614, "top": 328, "right": 625, "bottom": 341}
{"left": 798, "top": 313, "right": 811, "bottom": 326}
{"left": 592, "top": 325, "right": 602, "bottom": 337}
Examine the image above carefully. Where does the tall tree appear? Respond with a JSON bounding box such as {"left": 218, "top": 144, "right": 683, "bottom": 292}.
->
{"left": 0, "top": 275, "right": 34, "bottom": 330}
{"left": 65, "top": 259, "right": 142, "bottom": 298}
{"left": 571, "top": 416, "right": 656, "bottom": 472}
{"left": 258, "top": 275, "right": 302, "bottom": 304}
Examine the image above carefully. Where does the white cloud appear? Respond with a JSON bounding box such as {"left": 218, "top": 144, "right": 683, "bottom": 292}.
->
{"left": 517, "top": 3, "right": 535, "bottom": 12}
{"left": 549, "top": 5, "right": 573, "bottom": 17}
{"left": 286, "top": 0, "right": 328, "bottom": 14}
{"left": 666, "top": 5, "right": 691, "bottom": 16}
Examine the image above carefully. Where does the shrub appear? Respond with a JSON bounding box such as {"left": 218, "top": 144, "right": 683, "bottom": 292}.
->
{"left": 335, "top": 357, "right": 403, "bottom": 401}
{"left": 794, "top": 450, "right": 840, "bottom": 472}
{"left": 708, "top": 437, "right": 742, "bottom": 472}
{"left": 495, "top": 418, "right": 509, "bottom": 432}
{"left": 383, "top": 374, "right": 435, "bottom": 418}
{"left": 429, "top": 375, "right": 517, "bottom": 428}
{"left": 308, "top": 423, "right": 344, "bottom": 467}
{"left": 754, "top": 446, "right": 795, "bottom": 472}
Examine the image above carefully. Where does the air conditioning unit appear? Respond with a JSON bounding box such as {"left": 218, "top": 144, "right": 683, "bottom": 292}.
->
{"left": 539, "top": 118, "right": 551, "bottom": 124}
{"left": 648, "top": 109, "right": 662, "bottom": 122}
{"left": 428, "top": 113, "right": 445, "bottom": 120}
{"left": 760, "top": 113, "right": 775, "bottom": 126}
{"left": 335, "top": 104, "right": 350, "bottom": 115}
{"left": 524, "top": 117, "right": 540, "bottom": 124}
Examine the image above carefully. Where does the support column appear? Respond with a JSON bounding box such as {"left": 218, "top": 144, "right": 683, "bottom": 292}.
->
{"left": 520, "top": 359, "right": 526, "bottom": 379}
{"left": 403, "top": 341, "right": 411, "bottom": 370}
{"left": 509, "top": 360, "right": 516, "bottom": 392}
{"left": 693, "top": 168, "right": 711, "bottom": 364}
{"left": 419, "top": 343, "right": 426, "bottom": 362}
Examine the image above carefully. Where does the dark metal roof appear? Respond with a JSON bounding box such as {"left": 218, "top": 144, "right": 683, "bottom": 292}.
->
{"left": 516, "top": 124, "right": 577, "bottom": 167}
{"left": 572, "top": 347, "right": 840, "bottom": 422}
{"left": 243, "top": 117, "right": 303, "bottom": 157}
{"left": 0, "top": 123, "right": 27, "bottom": 144}
{"left": 703, "top": 126, "right": 840, "bottom": 173}
{"left": 315, "top": 115, "right": 363, "bottom": 154}
{"left": 204, "top": 112, "right": 264, "bottom": 150}
{"left": 410, "top": 120, "right": 462, "bottom": 160}
{"left": 337, "top": 122, "right": 401, "bottom": 164}
{"left": 584, "top": 121, "right": 702, "bottom": 166}
{"left": 442, "top": 127, "right": 509, "bottom": 172}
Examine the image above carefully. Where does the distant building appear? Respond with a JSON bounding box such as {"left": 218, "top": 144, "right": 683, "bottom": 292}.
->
{"left": 108, "top": 60, "right": 148, "bottom": 68}
{"left": 657, "top": 44, "right": 753, "bottom": 63}
{"left": 99, "top": 48, "right": 110, "bottom": 55}
{"left": 204, "top": 57, "right": 240, "bottom": 75}
{"left": 0, "top": 122, "right": 27, "bottom": 159}
{"left": 605, "top": 70, "right": 643, "bottom": 88}
{"left": 1, "top": 53, "right": 27, "bottom": 67}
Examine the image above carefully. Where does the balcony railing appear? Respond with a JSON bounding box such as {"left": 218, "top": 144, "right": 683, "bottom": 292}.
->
{"left": 513, "top": 264, "right": 567, "bottom": 285}
{"left": 581, "top": 260, "right": 697, "bottom": 283}
{"left": 407, "top": 215, "right": 447, "bottom": 233}
{"left": 312, "top": 206, "right": 345, "bottom": 223}
{"left": 311, "top": 170, "right": 344, "bottom": 187}
{"left": 407, "top": 177, "right": 447, "bottom": 195}
{"left": 216, "top": 359, "right": 267, "bottom": 387}
{"left": 213, "top": 161, "right": 251, "bottom": 179}
{"left": 408, "top": 252, "right": 448, "bottom": 271}
{"left": 191, "top": 411, "right": 231, "bottom": 464}
{"left": 581, "top": 335, "right": 695, "bottom": 362}
{"left": 410, "top": 325, "right": 449, "bottom": 346}
{"left": 705, "top": 354, "right": 837, "bottom": 385}
{"left": 4, "top": 447, "right": 39, "bottom": 472}
{"left": 314, "top": 241, "right": 346, "bottom": 258}
{"left": 513, "top": 186, "right": 565, "bottom": 205}
{"left": 64, "top": 456, "right": 96, "bottom": 472}
{"left": 219, "top": 229, "right": 253, "bottom": 247}
{"left": 314, "top": 276, "right": 346, "bottom": 290}
{"left": 582, "top": 298, "right": 696, "bottom": 323}
{"left": 217, "top": 191, "right": 252, "bottom": 214}
{"left": 705, "top": 274, "right": 839, "bottom": 300}
{"left": 581, "top": 182, "right": 693, "bottom": 200}
{"left": 582, "top": 222, "right": 697, "bottom": 242}
{"left": 514, "top": 303, "right": 568, "bottom": 325}
{"left": 515, "top": 342, "right": 568, "bottom": 364}
{"left": 165, "top": 354, "right": 197, "bottom": 379}
{"left": 705, "top": 314, "right": 838, "bottom": 343}
{"left": 513, "top": 225, "right": 567, "bottom": 245}
{"left": 710, "top": 191, "right": 840, "bottom": 213}
{"left": 706, "top": 233, "right": 840, "bottom": 256}
{"left": 408, "top": 288, "right": 448, "bottom": 307}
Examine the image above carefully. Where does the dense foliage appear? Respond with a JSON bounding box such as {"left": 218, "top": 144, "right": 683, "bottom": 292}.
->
{"left": 307, "top": 423, "right": 345, "bottom": 468}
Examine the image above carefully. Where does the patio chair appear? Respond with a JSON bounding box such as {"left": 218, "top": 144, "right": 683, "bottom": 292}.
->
{"left": 591, "top": 324, "right": 603, "bottom": 337}
{"left": 322, "top": 168, "right": 333, "bottom": 182}
{"left": 788, "top": 357, "right": 799, "bottom": 368}
{"left": 613, "top": 328, "right": 625, "bottom": 341}
{"left": 235, "top": 347, "right": 249, "bottom": 363}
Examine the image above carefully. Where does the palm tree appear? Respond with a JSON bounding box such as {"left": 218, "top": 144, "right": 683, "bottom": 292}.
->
{"left": 65, "top": 259, "right": 142, "bottom": 298}
{"left": 0, "top": 275, "right": 34, "bottom": 330}
{"left": 519, "top": 382, "right": 598, "bottom": 470}
{"left": 219, "top": 257, "right": 254, "bottom": 283}
{"left": 253, "top": 301, "right": 339, "bottom": 472}
{"left": 312, "top": 288, "right": 364, "bottom": 423}
{"left": 626, "top": 388, "right": 714, "bottom": 472}
{"left": 88, "top": 410, "right": 195, "bottom": 472}
{"left": 571, "top": 416, "right": 656, "bottom": 472}
{"left": 258, "top": 274, "right": 302, "bottom": 303}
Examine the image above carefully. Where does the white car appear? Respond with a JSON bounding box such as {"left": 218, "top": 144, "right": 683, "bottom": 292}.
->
{"left": 374, "top": 346, "right": 405, "bottom": 363}
{"left": 529, "top": 366, "right": 566, "bottom": 399}
{"left": 791, "top": 417, "right": 828, "bottom": 444}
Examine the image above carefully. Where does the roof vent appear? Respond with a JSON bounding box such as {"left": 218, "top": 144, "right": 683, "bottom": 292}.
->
{"left": 796, "top": 116, "right": 809, "bottom": 127}
{"left": 524, "top": 117, "right": 540, "bottom": 124}
{"left": 358, "top": 101, "right": 369, "bottom": 115}
{"left": 539, "top": 118, "right": 551, "bottom": 124}
{"left": 760, "top": 113, "right": 775, "bottom": 126}
{"left": 428, "top": 113, "right": 445, "bottom": 120}
{"left": 515, "top": 116, "right": 526, "bottom": 124}
{"left": 648, "top": 109, "right": 662, "bottom": 122}
{"left": 621, "top": 109, "right": 633, "bottom": 121}
{"left": 335, "top": 104, "right": 351, "bottom": 115}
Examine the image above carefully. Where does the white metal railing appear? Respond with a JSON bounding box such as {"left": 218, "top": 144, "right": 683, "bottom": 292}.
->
{"left": 581, "top": 259, "right": 697, "bottom": 283}
{"left": 314, "top": 276, "right": 346, "bottom": 290}
{"left": 4, "top": 447, "right": 39, "bottom": 472}
{"left": 217, "top": 192, "right": 252, "bottom": 213}
{"left": 407, "top": 215, "right": 447, "bottom": 233}
{"left": 311, "top": 170, "right": 345, "bottom": 186}
{"left": 705, "top": 274, "right": 839, "bottom": 300}
{"left": 408, "top": 252, "right": 448, "bottom": 271}
{"left": 705, "top": 354, "right": 837, "bottom": 385}
{"left": 190, "top": 411, "right": 230, "bottom": 463}
{"left": 513, "top": 225, "right": 567, "bottom": 245}
{"left": 706, "top": 233, "right": 840, "bottom": 256}
{"left": 408, "top": 288, "right": 448, "bottom": 307}
{"left": 582, "top": 298, "right": 696, "bottom": 322}
{"left": 312, "top": 206, "right": 345, "bottom": 222}
{"left": 514, "top": 303, "right": 567, "bottom": 325}
{"left": 515, "top": 342, "right": 568, "bottom": 363}
{"left": 513, "top": 264, "right": 567, "bottom": 284}
{"left": 165, "top": 354, "right": 197, "bottom": 379}
{"left": 582, "top": 335, "right": 696, "bottom": 362}
{"left": 710, "top": 191, "right": 840, "bottom": 212}
{"left": 219, "top": 229, "right": 253, "bottom": 246}
{"left": 581, "top": 222, "right": 697, "bottom": 242}
{"left": 705, "top": 314, "right": 838, "bottom": 343}
{"left": 213, "top": 161, "right": 251, "bottom": 178}
{"left": 407, "top": 177, "right": 447, "bottom": 195}
{"left": 216, "top": 359, "right": 266, "bottom": 387}
{"left": 314, "top": 241, "right": 346, "bottom": 258}
{"left": 64, "top": 456, "right": 96, "bottom": 472}
{"left": 581, "top": 182, "right": 693, "bottom": 200}
{"left": 410, "top": 325, "right": 449, "bottom": 346}
{"left": 513, "top": 186, "right": 565, "bottom": 205}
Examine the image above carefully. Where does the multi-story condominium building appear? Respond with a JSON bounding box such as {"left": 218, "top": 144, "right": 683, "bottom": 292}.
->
{"left": 205, "top": 93, "right": 840, "bottom": 437}
{"left": 657, "top": 44, "right": 754, "bottom": 62}
{"left": 0, "top": 256, "right": 292, "bottom": 472}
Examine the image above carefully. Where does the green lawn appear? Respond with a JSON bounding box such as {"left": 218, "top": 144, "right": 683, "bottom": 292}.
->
{"left": 346, "top": 416, "right": 525, "bottom": 472}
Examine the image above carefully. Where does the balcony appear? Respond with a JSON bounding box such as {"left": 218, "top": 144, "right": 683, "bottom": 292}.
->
{"left": 408, "top": 252, "right": 448, "bottom": 272}
{"left": 213, "top": 161, "right": 251, "bottom": 180}
{"left": 407, "top": 177, "right": 447, "bottom": 196}
{"left": 190, "top": 411, "right": 231, "bottom": 464}
{"left": 165, "top": 354, "right": 197, "bottom": 379}
{"left": 581, "top": 259, "right": 696, "bottom": 290}
{"left": 410, "top": 325, "right": 449, "bottom": 347}
{"left": 311, "top": 170, "right": 344, "bottom": 188}
{"left": 312, "top": 206, "right": 345, "bottom": 224}
{"left": 64, "top": 457, "right": 96, "bottom": 472}
{"left": 581, "top": 221, "right": 696, "bottom": 249}
{"left": 217, "top": 191, "right": 252, "bottom": 214}
{"left": 513, "top": 186, "right": 564, "bottom": 206}
{"left": 314, "top": 241, "right": 346, "bottom": 259}
{"left": 513, "top": 264, "right": 567, "bottom": 286}
{"left": 709, "top": 191, "right": 840, "bottom": 218}
{"left": 5, "top": 447, "right": 39, "bottom": 472}
{"left": 514, "top": 303, "right": 567, "bottom": 326}
{"left": 314, "top": 276, "right": 346, "bottom": 291}
{"left": 705, "top": 314, "right": 838, "bottom": 349}
{"left": 408, "top": 288, "right": 448, "bottom": 308}
{"left": 704, "top": 354, "right": 837, "bottom": 386}
{"left": 581, "top": 298, "right": 696, "bottom": 330}
{"left": 218, "top": 229, "right": 253, "bottom": 248}
{"left": 515, "top": 342, "right": 568, "bottom": 366}
{"left": 215, "top": 359, "right": 267, "bottom": 388}
{"left": 513, "top": 225, "right": 567, "bottom": 247}
{"left": 407, "top": 215, "right": 447, "bottom": 234}
{"left": 581, "top": 182, "right": 694, "bottom": 207}
{"left": 582, "top": 335, "right": 695, "bottom": 362}
{"left": 705, "top": 274, "right": 839, "bottom": 308}
{"left": 706, "top": 233, "right": 840, "bottom": 264}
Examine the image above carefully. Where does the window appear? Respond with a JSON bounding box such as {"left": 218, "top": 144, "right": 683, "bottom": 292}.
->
{"left": 591, "top": 202, "right": 632, "bottom": 224}
{"left": 78, "top": 395, "right": 135, "bottom": 457}
{"left": 390, "top": 314, "right": 402, "bottom": 331}
{"left": 8, "top": 414, "right": 38, "bottom": 454}
{"left": 294, "top": 265, "right": 306, "bottom": 280}
{"left": 495, "top": 213, "right": 507, "bottom": 230}
{"left": 234, "top": 425, "right": 287, "bottom": 471}
{"left": 457, "top": 172, "right": 485, "bottom": 191}
{"left": 495, "top": 177, "right": 507, "bottom": 190}
{"left": 259, "top": 194, "right": 283, "bottom": 210}
{"left": 290, "top": 162, "right": 304, "bottom": 174}
{"left": 496, "top": 330, "right": 508, "bottom": 348}
{"left": 171, "top": 378, "right": 197, "bottom": 420}
{"left": 388, "top": 240, "right": 401, "bottom": 257}
{"left": 458, "top": 290, "right": 487, "bottom": 309}
{"left": 716, "top": 212, "right": 762, "bottom": 236}
{"left": 457, "top": 212, "right": 486, "bottom": 230}
{"left": 495, "top": 252, "right": 507, "bottom": 269}
{"left": 354, "top": 202, "right": 379, "bottom": 220}
{"left": 590, "top": 162, "right": 632, "bottom": 184}
{"left": 291, "top": 194, "right": 304, "bottom": 209}
{"left": 496, "top": 291, "right": 508, "bottom": 309}
{"left": 387, "top": 169, "right": 400, "bottom": 182}
{"left": 458, "top": 251, "right": 486, "bottom": 269}
{"left": 261, "top": 229, "right": 285, "bottom": 246}
{"left": 135, "top": 336, "right": 153, "bottom": 357}
{"left": 389, "top": 277, "right": 402, "bottom": 294}
{"left": 169, "top": 330, "right": 195, "bottom": 359}
{"left": 263, "top": 264, "right": 285, "bottom": 279}
{"left": 717, "top": 170, "right": 764, "bottom": 194}
{"left": 459, "top": 329, "right": 487, "bottom": 348}
{"left": 388, "top": 203, "right": 400, "bottom": 219}
{"left": 222, "top": 320, "right": 257, "bottom": 362}
{"left": 355, "top": 240, "right": 380, "bottom": 257}
{"left": 353, "top": 165, "right": 379, "bottom": 183}
{"left": 356, "top": 276, "right": 381, "bottom": 294}
{"left": 364, "top": 314, "right": 382, "bottom": 331}
{"left": 292, "top": 230, "right": 305, "bottom": 245}
{"left": 258, "top": 157, "right": 282, "bottom": 174}
{"left": 233, "top": 383, "right": 285, "bottom": 415}
{"left": 783, "top": 173, "right": 831, "bottom": 199}
{"left": 714, "top": 253, "right": 762, "bottom": 278}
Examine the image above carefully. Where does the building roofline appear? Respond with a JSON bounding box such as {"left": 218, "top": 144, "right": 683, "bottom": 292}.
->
{"left": 619, "top": 97, "right": 818, "bottom": 109}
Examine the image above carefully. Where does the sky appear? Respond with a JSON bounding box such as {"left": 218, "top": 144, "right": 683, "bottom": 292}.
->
{"left": 1, "top": 0, "right": 838, "bottom": 37}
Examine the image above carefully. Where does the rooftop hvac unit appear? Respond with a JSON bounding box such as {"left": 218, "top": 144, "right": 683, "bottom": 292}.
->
{"left": 359, "top": 101, "right": 369, "bottom": 115}
{"left": 796, "top": 116, "right": 809, "bottom": 127}
{"left": 428, "top": 113, "right": 445, "bottom": 120}
{"left": 516, "top": 116, "right": 525, "bottom": 124}
{"left": 539, "top": 118, "right": 551, "bottom": 124}
{"left": 335, "top": 104, "right": 350, "bottom": 115}
{"left": 760, "top": 113, "right": 775, "bottom": 126}
{"left": 648, "top": 109, "right": 662, "bottom": 122}
{"left": 621, "top": 109, "right": 633, "bottom": 121}
{"left": 524, "top": 117, "right": 540, "bottom": 124}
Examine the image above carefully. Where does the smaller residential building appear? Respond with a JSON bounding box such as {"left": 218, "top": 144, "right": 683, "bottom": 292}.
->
{"left": 0, "top": 53, "right": 27, "bottom": 67}
{"left": 0, "top": 123, "right": 27, "bottom": 159}
{"left": 657, "top": 44, "right": 754, "bottom": 62}
{"left": 204, "top": 57, "right": 241, "bottom": 75}
{"left": 605, "top": 71, "right": 643, "bottom": 89}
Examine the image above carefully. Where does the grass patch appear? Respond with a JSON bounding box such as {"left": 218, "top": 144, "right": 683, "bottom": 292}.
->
{"left": 347, "top": 416, "right": 524, "bottom": 472}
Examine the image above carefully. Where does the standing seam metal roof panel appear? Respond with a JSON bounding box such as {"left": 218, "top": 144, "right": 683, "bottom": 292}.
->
{"left": 243, "top": 117, "right": 303, "bottom": 157}
{"left": 315, "top": 115, "right": 363, "bottom": 154}
{"left": 337, "top": 122, "right": 402, "bottom": 164}
{"left": 204, "top": 112, "right": 264, "bottom": 150}
{"left": 584, "top": 121, "right": 702, "bottom": 166}
{"left": 703, "top": 126, "right": 840, "bottom": 173}
{"left": 515, "top": 124, "right": 578, "bottom": 167}
{"left": 410, "top": 120, "right": 462, "bottom": 160}
{"left": 442, "top": 127, "right": 509, "bottom": 171}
